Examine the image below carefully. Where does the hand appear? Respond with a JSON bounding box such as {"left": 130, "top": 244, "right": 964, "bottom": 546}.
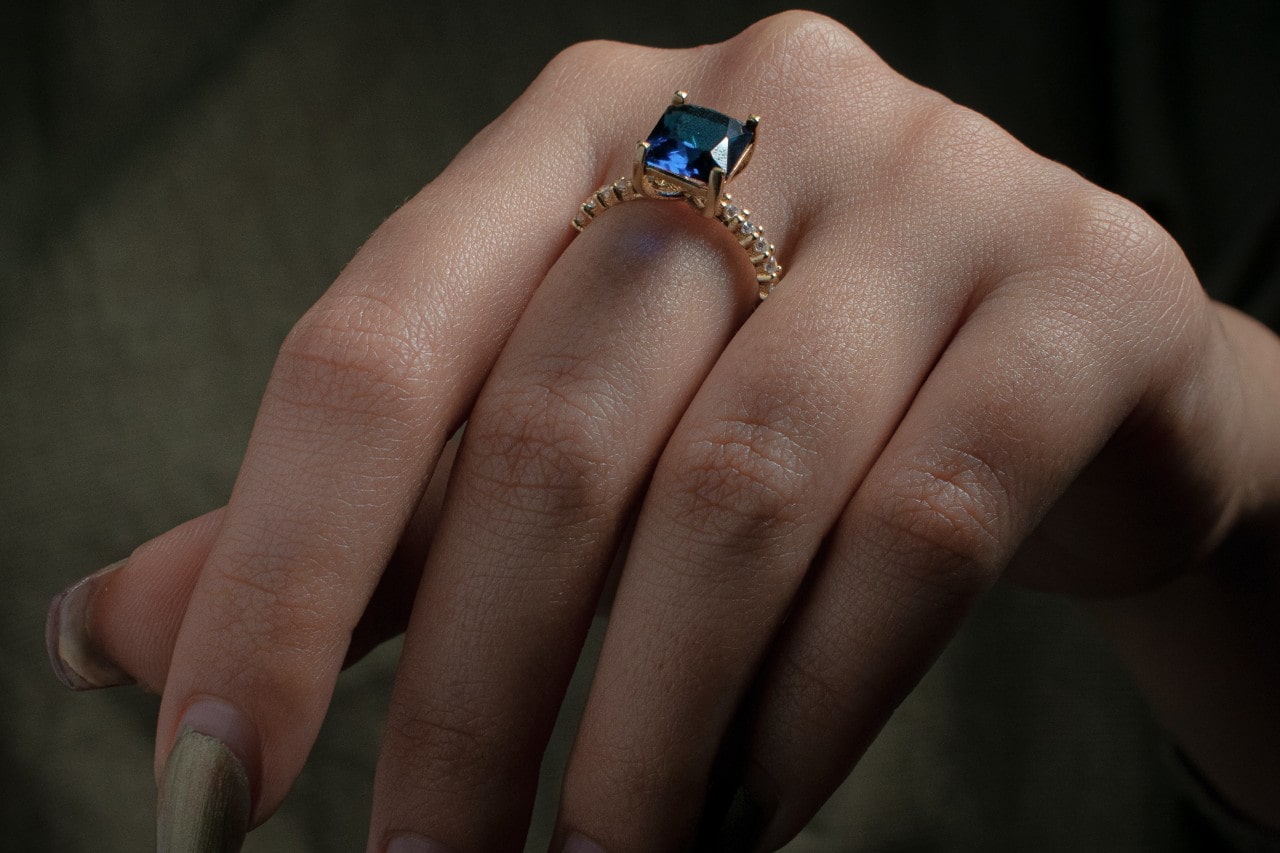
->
{"left": 47, "top": 11, "right": 1280, "bottom": 851}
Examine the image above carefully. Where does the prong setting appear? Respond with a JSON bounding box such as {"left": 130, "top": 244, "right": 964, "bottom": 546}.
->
{"left": 634, "top": 140, "right": 658, "bottom": 198}
{"left": 705, "top": 167, "right": 725, "bottom": 218}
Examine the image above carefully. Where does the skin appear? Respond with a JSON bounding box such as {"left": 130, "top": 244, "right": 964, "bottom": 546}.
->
{"left": 63, "top": 12, "right": 1280, "bottom": 851}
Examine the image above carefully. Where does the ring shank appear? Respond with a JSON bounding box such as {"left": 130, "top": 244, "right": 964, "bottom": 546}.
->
{"left": 570, "top": 177, "right": 783, "bottom": 301}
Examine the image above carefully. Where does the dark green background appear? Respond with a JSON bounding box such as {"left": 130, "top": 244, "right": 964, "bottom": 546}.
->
{"left": 5, "top": 1, "right": 1277, "bottom": 850}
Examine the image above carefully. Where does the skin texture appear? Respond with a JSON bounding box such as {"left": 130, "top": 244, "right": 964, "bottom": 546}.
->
{"left": 51, "top": 12, "right": 1280, "bottom": 852}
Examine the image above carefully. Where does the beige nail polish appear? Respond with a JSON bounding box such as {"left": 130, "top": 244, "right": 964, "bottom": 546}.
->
{"left": 158, "top": 726, "right": 251, "bottom": 853}
{"left": 45, "top": 560, "right": 135, "bottom": 690}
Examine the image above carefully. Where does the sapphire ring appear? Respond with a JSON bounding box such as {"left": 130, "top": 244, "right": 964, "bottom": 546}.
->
{"left": 570, "top": 91, "right": 783, "bottom": 301}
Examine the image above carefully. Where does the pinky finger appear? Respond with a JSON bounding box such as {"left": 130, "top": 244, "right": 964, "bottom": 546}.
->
{"left": 46, "top": 437, "right": 462, "bottom": 693}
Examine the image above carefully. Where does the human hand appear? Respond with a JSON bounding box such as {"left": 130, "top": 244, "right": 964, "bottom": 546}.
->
{"left": 47, "top": 11, "right": 1280, "bottom": 852}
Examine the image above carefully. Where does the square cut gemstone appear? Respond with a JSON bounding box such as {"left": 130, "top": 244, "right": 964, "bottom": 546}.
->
{"left": 644, "top": 104, "right": 753, "bottom": 184}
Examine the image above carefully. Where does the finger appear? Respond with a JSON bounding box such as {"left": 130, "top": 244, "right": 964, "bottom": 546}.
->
{"left": 47, "top": 508, "right": 222, "bottom": 693}
{"left": 47, "top": 436, "right": 463, "bottom": 694}
{"left": 550, "top": 16, "right": 1166, "bottom": 842}
{"left": 153, "top": 55, "right": 636, "bottom": 823}
{"left": 708, "top": 194, "right": 1206, "bottom": 851}
{"left": 550, "top": 66, "right": 1039, "bottom": 853}
{"left": 554, "top": 218, "right": 969, "bottom": 849}
{"left": 367, "top": 119, "right": 772, "bottom": 853}
{"left": 347, "top": 434, "right": 460, "bottom": 667}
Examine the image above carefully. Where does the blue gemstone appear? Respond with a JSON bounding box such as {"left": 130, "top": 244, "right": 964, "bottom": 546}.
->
{"left": 644, "top": 104, "right": 753, "bottom": 184}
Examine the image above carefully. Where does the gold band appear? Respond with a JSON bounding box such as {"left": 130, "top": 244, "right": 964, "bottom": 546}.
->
{"left": 570, "top": 177, "right": 783, "bottom": 301}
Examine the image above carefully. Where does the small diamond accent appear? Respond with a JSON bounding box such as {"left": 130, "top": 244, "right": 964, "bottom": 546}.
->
{"left": 753, "top": 238, "right": 769, "bottom": 253}
{"left": 763, "top": 257, "right": 779, "bottom": 274}
{"left": 740, "top": 221, "right": 756, "bottom": 237}
{"left": 724, "top": 203, "right": 740, "bottom": 219}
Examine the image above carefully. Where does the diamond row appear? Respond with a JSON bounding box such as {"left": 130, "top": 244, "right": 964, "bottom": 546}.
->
{"left": 715, "top": 193, "right": 782, "bottom": 300}
{"left": 570, "top": 179, "right": 783, "bottom": 301}
{"left": 571, "top": 177, "right": 642, "bottom": 231}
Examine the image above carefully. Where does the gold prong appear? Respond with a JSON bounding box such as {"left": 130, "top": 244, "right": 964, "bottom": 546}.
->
{"left": 745, "top": 115, "right": 760, "bottom": 131}
{"left": 705, "top": 167, "right": 725, "bottom": 218}
{"left": 672, "top": 90, "right": 688, "bottom": 106}
{"left": 634, "top": 140, "right": 657, "bottom": 198}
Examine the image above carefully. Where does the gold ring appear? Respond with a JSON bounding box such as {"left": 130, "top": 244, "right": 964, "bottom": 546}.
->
{"left": 570, "top": 91, "right": 784, "bottom": 301}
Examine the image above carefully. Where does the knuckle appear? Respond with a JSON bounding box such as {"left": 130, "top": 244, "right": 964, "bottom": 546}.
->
{"left": 272, "top": 292, "right": 433, "bottom": 420}
{"left": 389, "top": 701, "right": 496, "bottom": 782}
{"left": 204, "top": 545, "right": 341, "bottom": 664}
{"left": 535, "top": 38, "right": 641, "bottom": 93}
{"left": 1052, "top": 189, "right": 1185, "bottom": 306}
{"left": 893, "top": 98, "right": 1030, "bottom": 197}
{"left": 868, "top": 445, "right": 1012, "bottom": 589}
{"left": 773, "top": 639, "right": 859, "bottom": 722}
{"left": 664, "top": 408, "right": 815, "bottom": 549}
{"left": 1031, "top": 188, "right": 1202, "bottom": 355}
{"left": 464, "top": 370, "right": 618, "bottom": 524}
{"left": 739, "top": 10, "right": 869, "bottom": 73}
{"left": 1054, "top": 188, "right": 1172, "bottom": 279}
{"left": 573, "top": 727, "right": 694, "bottom": 805}
{"left": 726, "top": 12, "right": 882, "bottom": 115}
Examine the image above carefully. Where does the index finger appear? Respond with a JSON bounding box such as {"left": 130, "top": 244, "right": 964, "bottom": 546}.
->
{"left": 152, "top": 52, "right": 646, "bottom": 842}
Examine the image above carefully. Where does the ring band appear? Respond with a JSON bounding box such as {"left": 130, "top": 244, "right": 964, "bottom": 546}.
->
{"left": 570, "top": 91, "right": 784, "bottom": 301}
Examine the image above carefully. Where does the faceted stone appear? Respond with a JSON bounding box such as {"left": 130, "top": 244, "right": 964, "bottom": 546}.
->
{"left": 644, "top": 104, "right": 753, "bottom": 184}
{"left": 740, "top": 221, "right": 757, "bottom": 237}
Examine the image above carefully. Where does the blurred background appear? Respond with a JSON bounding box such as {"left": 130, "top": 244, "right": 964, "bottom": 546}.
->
{"left": 3, "top": 0, "right": 1276, "bottom": 850}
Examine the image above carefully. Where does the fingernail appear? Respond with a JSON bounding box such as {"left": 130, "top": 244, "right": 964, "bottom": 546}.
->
{"left": 158, "top": 698, "right": 257, "bottom": 853}
{"left": 706, "top": 781, "right": 774, "bottom": 853}
{"left": 385, "top": 834, "right": 455, "bottom": 853}
{"left": 562, "top": 832, "right": 607, "bottom": 853}
{"left": 46, "top": 560, "right": 135, "bottom": 690}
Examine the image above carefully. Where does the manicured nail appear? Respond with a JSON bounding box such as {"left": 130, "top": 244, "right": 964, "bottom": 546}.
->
{"left": 385, "top": 834, "right": 455, "bottom": 853}
{"left": 46, "top": 560, "right": 135, "bottom": 690}
{"left": 562, "top": 832, "right": 607, "bottom": 853}
{"left": 706, "top": 781, "right": 774, "bottom": 853}
{"left": 158, "top": 698, "right": 257, "bottom": 853}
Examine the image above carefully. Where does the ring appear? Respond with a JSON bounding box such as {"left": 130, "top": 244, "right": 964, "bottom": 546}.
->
{"left": 570, "top": 91, "right": 784, "bottom": 301}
